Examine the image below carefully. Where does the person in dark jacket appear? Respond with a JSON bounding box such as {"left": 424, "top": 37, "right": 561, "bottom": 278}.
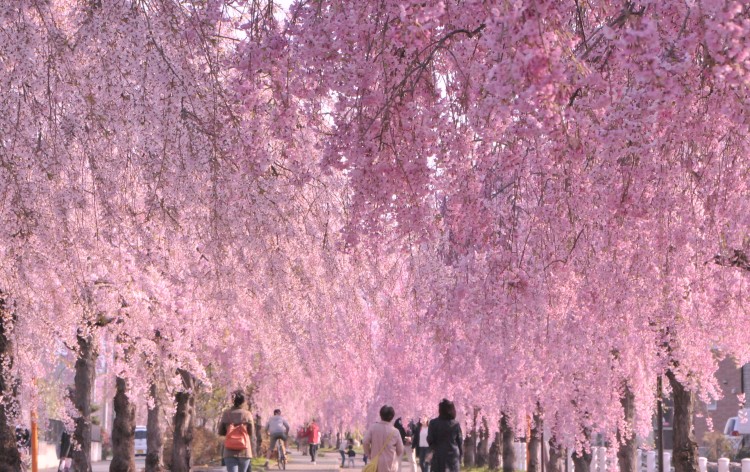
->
{"left": 59, "top": 431, "right": 73, "bottom": 472}
{"left": 394, "top": 418, "right": 407, "bottom": 444}
{"left": 395, "top": 418, "right": 417, "bottom": 472}
{"left": 427, "top": 399, "right": 463, "bottom": 472}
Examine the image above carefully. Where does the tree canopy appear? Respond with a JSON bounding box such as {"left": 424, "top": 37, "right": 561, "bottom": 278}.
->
{"left": 1, "top": 0, "right": 749, "bottom": 449}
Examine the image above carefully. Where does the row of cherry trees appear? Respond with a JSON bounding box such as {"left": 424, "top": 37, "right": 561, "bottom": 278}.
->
{"left": 1, "top": 1, "right": 749, "bottom": 472}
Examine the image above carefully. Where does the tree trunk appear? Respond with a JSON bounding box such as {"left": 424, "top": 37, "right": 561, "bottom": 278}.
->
{"left": 572, "top": 450, "right": 592, "bottom": 472}
{"left": 171, "top": 369, "right": 195, "bottom": 472}
{"left": 255, "top": 414, "right": 262, "bottom": 455}
{"left": 73, "top": 331, "right": 97, "bottom": 472}
{"left": 489, "top": 431, "right": 501, "bottom": 471}
{"left": 617, "top": 384, "right": 637, "bottom": 472}
{"left": 666, "top": 370, "right": 699, "bottom": 472}
{"left": 529, "top": 414, "right": 542, "bottom": 472}
{"left": 145, "top": 383, "right": 165, "bottom": 472}
{"left": 477, "top": 417, "right": 490, "bottom": 467}
{"left": 572, "top": 445, "right": 592, "bottom": 472}
{"left": 572, "top": 427, "right": 592, "bottom": 472}
{"left": 110, "top": 376, "right": 136, "bottom": 472}
{"left": 0, "top": 294, "right": 21, "bottom": 472}
{"left": 548, "top": 437, "right": 564, "bottom": 472}
{"left": 501, "top": 413, "right": 516, "bottom": 472}
{"left": 464, "top": 433, "right": 476, "bottom": 467}
{"left": 464, "top": 408, "right": 478, "bottom": 467}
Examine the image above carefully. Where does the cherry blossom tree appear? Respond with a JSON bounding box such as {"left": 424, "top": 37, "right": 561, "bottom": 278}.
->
{"left": 1, "top": 2, "right": 750, "bottom": 472}
{"left": 234, "top": 0, "right": 750, "bottom": 468}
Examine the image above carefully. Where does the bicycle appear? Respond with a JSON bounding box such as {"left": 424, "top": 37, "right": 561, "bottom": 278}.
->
{"left": 276, "top": 438, "right": 287, "bottom": 470}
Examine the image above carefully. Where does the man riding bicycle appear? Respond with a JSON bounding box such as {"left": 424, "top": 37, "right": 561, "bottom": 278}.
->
{"left": 264, "top": 409, "right": 290, "bottom": 469}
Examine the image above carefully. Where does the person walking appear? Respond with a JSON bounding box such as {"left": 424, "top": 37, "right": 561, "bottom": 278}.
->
{"left": 218, "top": 391, "right": 255, "bottom": 472}
{"left": 296, "top": 426, "right": 306, "bottom": 452}
{"left": 414, "top": 417, "right": 430, "bottom": 472}
{"left": 58, "top": 430, "right": 73, "bottom": 472}
{"left": 300, "top": 422, "right": 310, "bottom": 456}
{"left": 395, "top": 418, "right": 417, "bottom": 472}
{"left": 363, "top": 405, "right": 404, "bottom": 472}
{"left": 338, "top": 433, "right": 349, "bottom": 468}
{"left": 427, "top": 399, "right": 462, "bottom": 472}
{"left": 308, "top": 418, "right": 321, "bottom": 464}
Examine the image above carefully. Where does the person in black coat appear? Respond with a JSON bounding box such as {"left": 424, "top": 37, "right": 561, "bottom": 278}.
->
{"left": 59, "top": 431, "right": 74, "bottom": 472}
{"left": 427, "top": 399, "right": 463, "bottom": 472}
{"left": 394, "top": 418, "right": 407, "bottom": 444}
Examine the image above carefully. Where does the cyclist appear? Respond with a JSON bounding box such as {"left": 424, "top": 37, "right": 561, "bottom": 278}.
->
{"left": 264, "top": 409, "right": 290, "bottom": 469}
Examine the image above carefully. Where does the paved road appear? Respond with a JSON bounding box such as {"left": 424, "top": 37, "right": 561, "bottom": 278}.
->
{"left": 250, "top": 449, "right": 347, "bottom": 472}
{"left": 39, "top": 450, "right": 351, "bottom": 472}
{"left": 40, "top": 457, "right": 146, "bottom": 472}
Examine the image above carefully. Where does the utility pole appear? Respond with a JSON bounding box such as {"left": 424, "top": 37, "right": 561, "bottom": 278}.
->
{"left": 657, "top": 375, "right": 664, "bottom": 472}
{"left": 31, "top": 409, "right": 38, "bottom": 472}
{"left": 31, "top": 378, "right": 38, "bottom": 472}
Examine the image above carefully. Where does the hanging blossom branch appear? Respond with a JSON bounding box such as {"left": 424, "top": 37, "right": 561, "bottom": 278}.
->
{"left": 713, "top": 249, "right": 750, "bottom": 272}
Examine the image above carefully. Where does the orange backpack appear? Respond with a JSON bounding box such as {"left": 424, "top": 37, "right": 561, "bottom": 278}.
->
{"left": 225, "top": 423, "right": 249, "bottom": 451}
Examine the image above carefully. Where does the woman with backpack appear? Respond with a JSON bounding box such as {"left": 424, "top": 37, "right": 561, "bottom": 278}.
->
{"left": 219, "top": 391, "right": 255, "bottom": 472}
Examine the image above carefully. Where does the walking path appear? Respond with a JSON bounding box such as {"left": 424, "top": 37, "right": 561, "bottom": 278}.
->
{"left": 273, "top": 449, "right": 349, "bottom": 472}
{"left": 38, "top": 450, "right": 355, "bottom": 472}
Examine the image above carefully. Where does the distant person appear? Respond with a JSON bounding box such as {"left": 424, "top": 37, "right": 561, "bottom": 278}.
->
{"left": 346, "top": 444, "right": 356, "bottom": 467}
{"left": 394, "top": 418, "right": 407, "bottom": 445}
{"left": 300, "top": 422, "right": 310, "bottom": 455}
{"left": 218, "top": 390, "right": 255, "bottom": 472}
{"left": 395, "top": 418, "right": 416, "bottom": 472}
{"left": 16, "top": 426, "right": 30, "bottom": 449}
{"left": 308, "top": 418, "right": 321, "bottom": 464}
{"left": 296, "top": 426, "right": 306, "bottom": 452}
{"left": 414, "top": 417, "right": 430, "bottom": 472}
{"left": 338, "top": 433, "right": 349, "bottom": 468}
{"left": 58, "top": 431, "right": 73, "bottom": 472}
{"left": 363, "top": 405, "right": 404, "bottom": 472}
{"left": 264, "top": 409, "right": 290, "bottom": 468}
{"left": 427, "top": 399, "right": 462, "bottom": 472}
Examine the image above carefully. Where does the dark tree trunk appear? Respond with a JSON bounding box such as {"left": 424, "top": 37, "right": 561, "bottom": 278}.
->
{"left": 572, "top": 450, "right": 592, "bottom": 472}
{"left": 572, "top": 428, "right": 592, "bottom": 472}
{"left": 464, "top": 408, "right": 478, "bottom": 467}
{"left": 489, "top": 431, "right": 501, "bottom": 471}
{"left": 572, "top": 445, "right": 592, "bottom": 472}
{"left": 477, "top": 417, "right": 490, "bottom": 467}
{"left": 464, "top": 434, "right": 476, "bottom": 467}
{"left": 501, "top": 413, "right": 515, "bottom": 472}
{"left": 73, "top": 331, "right": 97, "bottom": 472}
{"left": 617, "top": 385, "right": 637, "bottom": 472}
{"left": 145, "top": 383, "right": 165, "bottom": 472}
{"left": 110, "top": 376, "right": 136, "bottom": 472}
{"left": 548, "top": 437, "right": 564, "bottom": 472}
{"left": 0, "top": 294, "right": 21, "bottom": 472}
{"left": 255, "top": 414, "right": 262, "bottom": 456}
{"left": 529, "top": 414, "right": 542, "bottom": 472}
{"left": 666, "top": 370, "right": 699, "bottom": 472}
{"left": 171, "top": 370, "right": 195, "bottom": 472}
